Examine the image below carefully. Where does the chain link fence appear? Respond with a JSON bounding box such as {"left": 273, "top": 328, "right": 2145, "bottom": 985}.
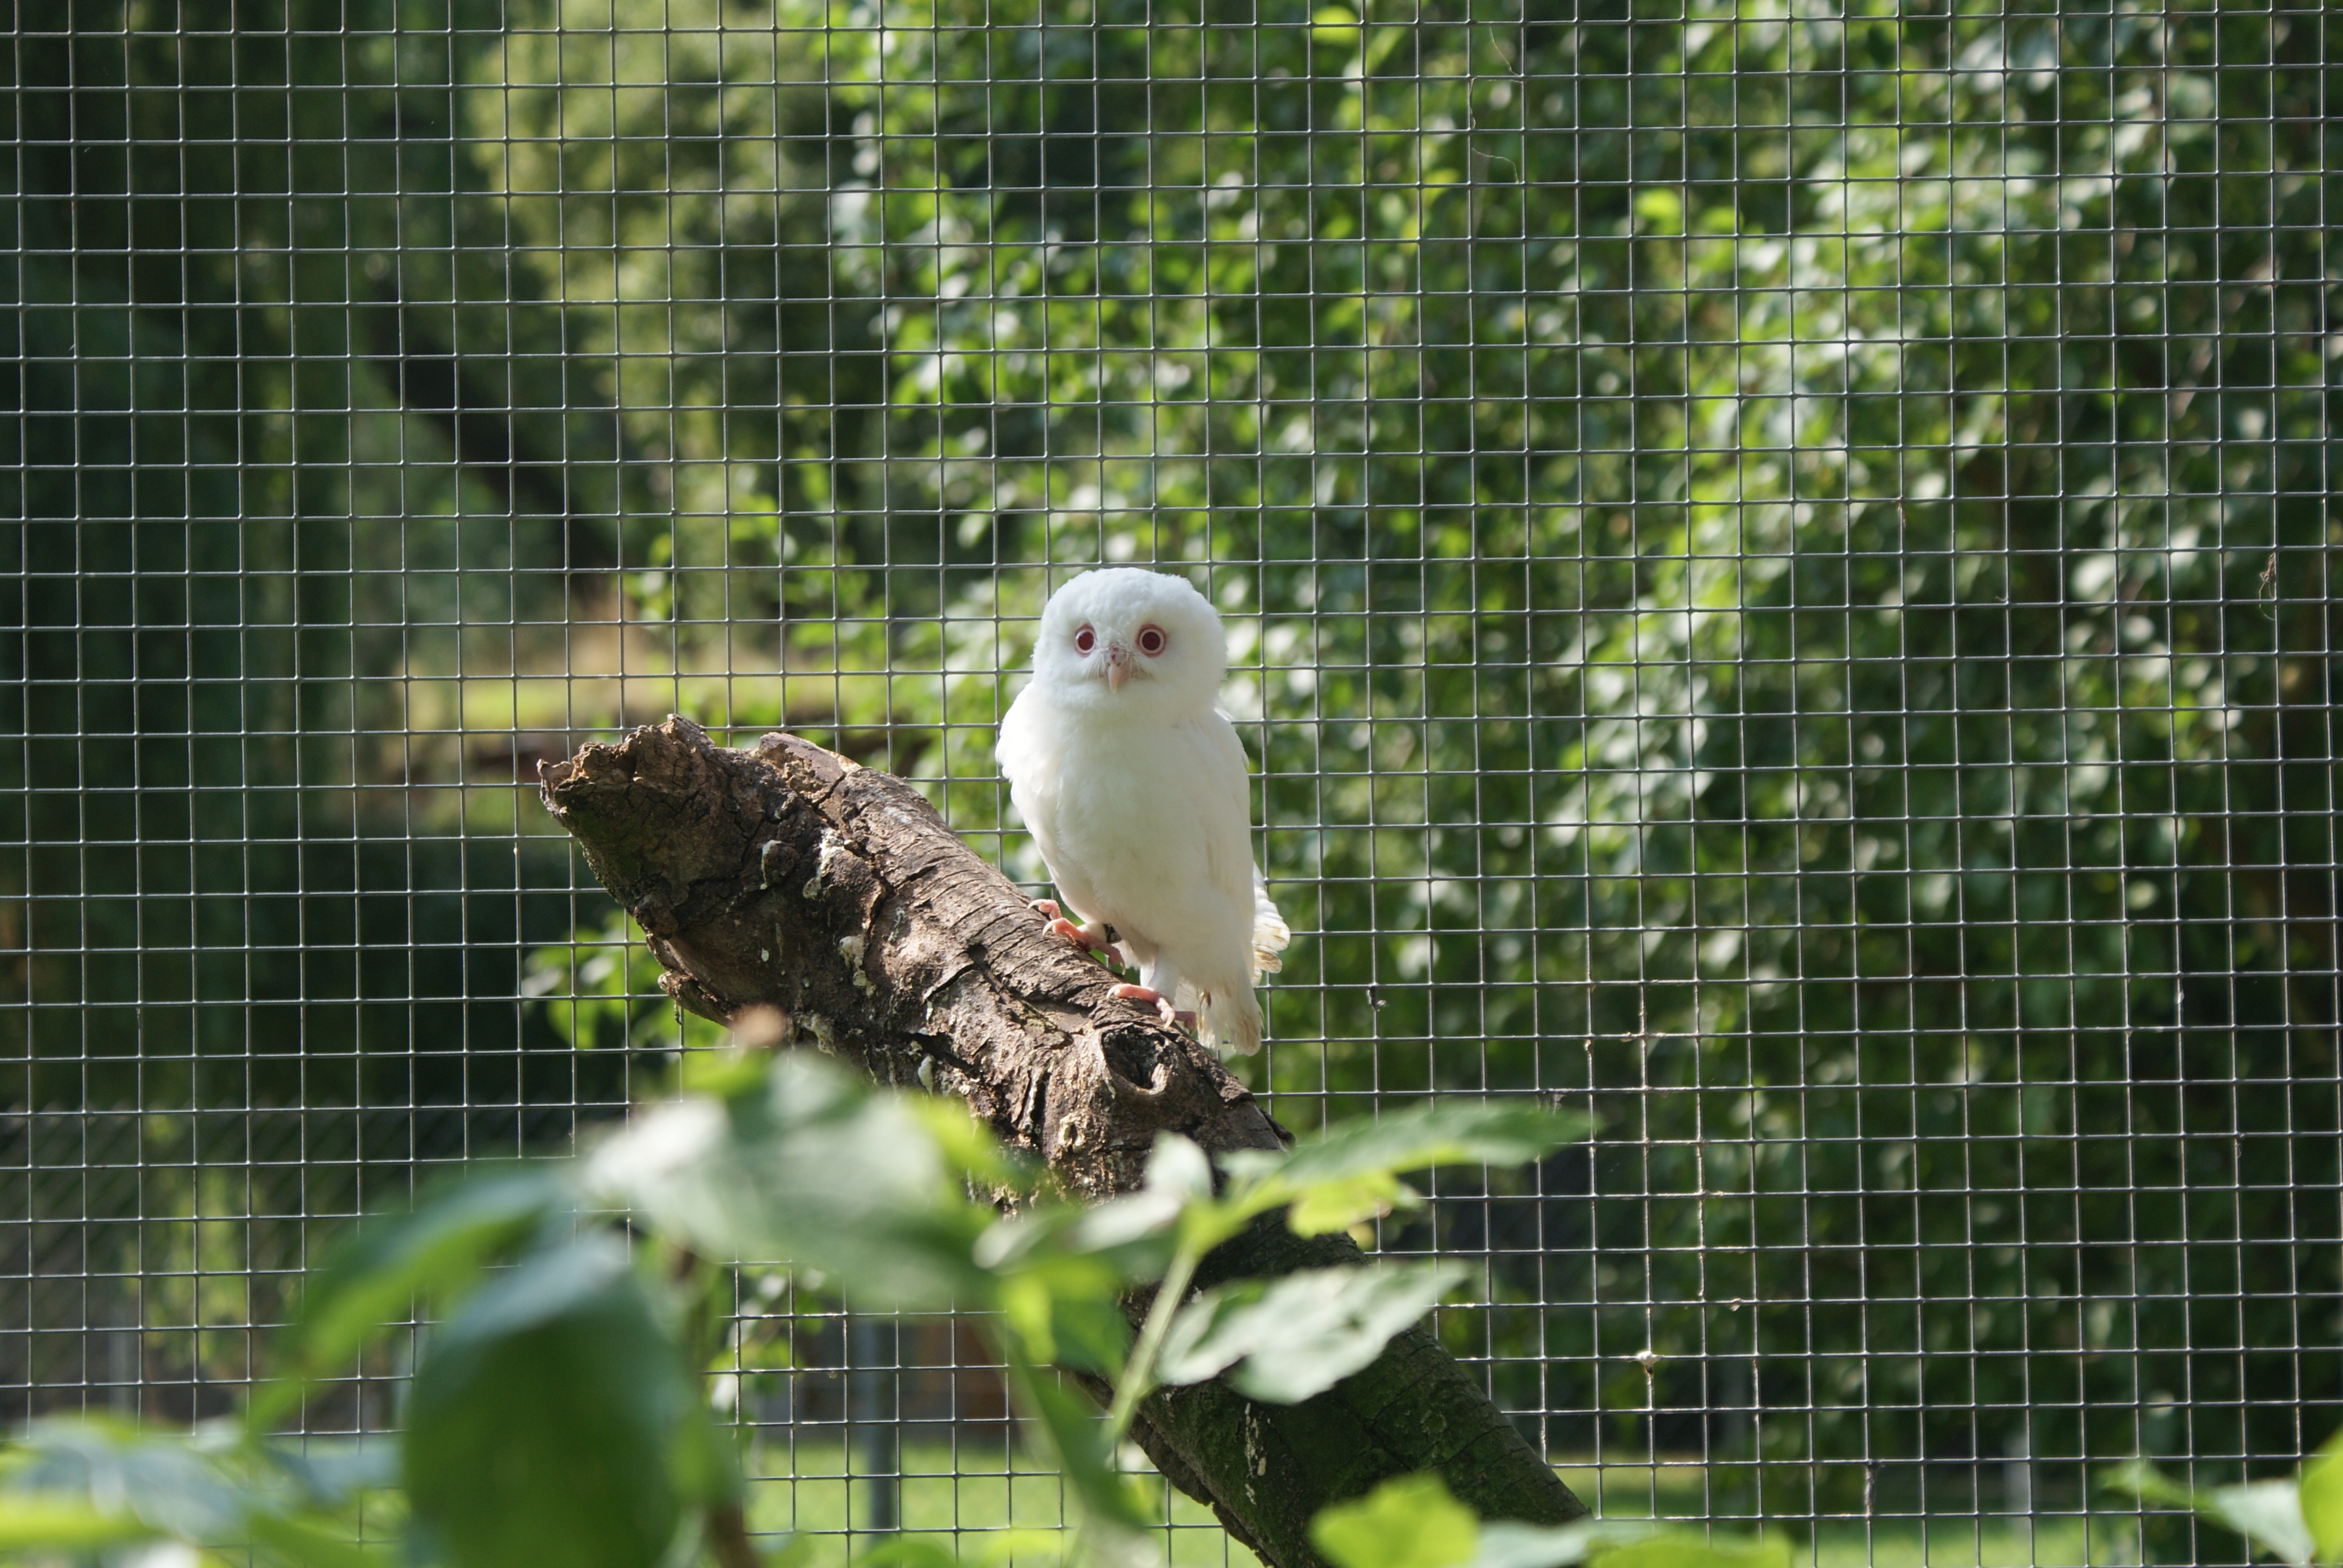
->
{"left": 5, "top": 1, "right": 2337, "bottom": 1563}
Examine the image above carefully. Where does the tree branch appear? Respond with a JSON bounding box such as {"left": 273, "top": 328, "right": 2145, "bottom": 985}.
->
{"left": 537, "top": 717, "right": 1587, "bottom": 1567}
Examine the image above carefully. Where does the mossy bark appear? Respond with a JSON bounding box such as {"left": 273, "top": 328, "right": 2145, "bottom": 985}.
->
{"left": 539, "top": 717, "right": 1587, "bottom": 1566}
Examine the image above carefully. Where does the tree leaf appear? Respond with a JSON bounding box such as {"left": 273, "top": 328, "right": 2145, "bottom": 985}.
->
{"left": 2198, "top": 1483, "right": 2318, "bottom": 1567}
{"left": 1311, "top": 1472, "right": 1480, "bottom": 1568}
{"left": 1158, "top": 1263, "right": 1466, "bottom": 1404}
{"left": 1286, "top": 1174, "right": 1421, "bottom": 1238}
{"left": 1588, "top": 1534, "right": 1793, "bottom": 1568}
{"left": 5, "top": 1417, "right": 251, "bottom": 1542}
{"left": 266, "top": 1164, "right": 572, "bottom": 1418}
{"left": 2109, "top": 1462, "right": 2315, "bottom": 1567}
{"left": 0, "top": 1492, "right": 153, "bottom": 1552}
{"left": 245, "top": 1511, "right": 399, "bottom": 1568}
{"left": 402, "top": 1236, "right": 720, "bottom": 1568}
{"left": 1274, "top": 1102, "right": 1585, "bottom": 1186}
{"left": 1145, "top": 1133, "right": 1213, "bottom": 1200}
{"left": 1002, "top": 1359, "right": 1149, "bottom": 1533}
{"left": 1472, "top": 1521, "right": 1654, "bottom": 1568}
{"left": 2300, "top": 1432, "right": 2343, "bottom": 1567}
{"left": 586, "top": 1054, "right": 986, "bottom": 1309}
{"left": 1221, "top": 1102, "right": 1585, "bottom": 1235}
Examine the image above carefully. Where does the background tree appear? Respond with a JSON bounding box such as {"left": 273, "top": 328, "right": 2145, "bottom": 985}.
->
{"left": 1, "top": 0, "right": 2333, "bottom": 1545}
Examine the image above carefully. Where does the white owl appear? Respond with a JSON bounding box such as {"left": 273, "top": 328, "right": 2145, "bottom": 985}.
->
{"left": 997, "top": 567, "right": 1290, "bottom": 1054}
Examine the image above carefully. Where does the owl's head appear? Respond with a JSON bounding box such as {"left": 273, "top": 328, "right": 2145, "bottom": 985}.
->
{"left": 1032, "top": 567, "right": 1228, "bottom": 716}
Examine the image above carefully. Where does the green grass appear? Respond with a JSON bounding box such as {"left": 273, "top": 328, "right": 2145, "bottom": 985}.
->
{"left": 744, "top": 1445, "right": 2138, "bottom": 1568}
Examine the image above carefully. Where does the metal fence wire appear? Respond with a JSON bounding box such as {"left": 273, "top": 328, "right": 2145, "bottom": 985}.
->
{"left": 4, "top": 1, "right": 2337, "bottom": 1563}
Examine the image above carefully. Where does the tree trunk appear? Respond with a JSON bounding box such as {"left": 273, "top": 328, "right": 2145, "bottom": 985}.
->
{"left": 537, "top": 717, "right": 1587, "bottom": 1567}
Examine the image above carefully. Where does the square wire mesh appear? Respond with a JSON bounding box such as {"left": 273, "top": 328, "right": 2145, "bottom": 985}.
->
{"left": 2, "top": 2, "right": 2337, "bottom": 1564}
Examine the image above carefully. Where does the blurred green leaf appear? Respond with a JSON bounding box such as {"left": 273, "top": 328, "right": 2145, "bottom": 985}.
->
{"left": 5, "top": 1417, "right": 251, "bottom": 1542}
{"left": 1312, "top": 1472, "right": 1480, "bottom": 1568}
{"left": 1041, "top": 1293, "right": 1136, "bottom": 1379}
{"left": 1219, "top": 1103, "right": 1584, "bottom": 1240}
{"left": 0, "top": 1420, "right": 395, "bottom": 1565}
{"left": 1004, "top": 1359, "right": 1150, "bottom": 1534}
{"left": 1286, "top": 1173, "right": 1423, "bottom": 1239}
{"left": 266, "top": 1165, "right": 571, "bottom": 1419}
{"left": 2108, "top": 1461, "right": 2314, "bottom": 1566}
{"left": 0, "top": 1491, "right": 152, "bottom": 1552}
{"left": 1590, "top": 1534, "right": 1792, "bottom": 1568}
{"left": 402, "top": 1236, "right": 726, "bottom": 1568}
{"left": 245, "top": 1511, "right": 397, "bottom": 1568}
{"left": 1470, "top": 1521, "right": 1647, "bottom": 1568}
{"left": 2301, "top": 1432, "right": 2343, "bottom": 1566}
{"left": 1158, "top": 1262, "right": 1466, "bottom": 1403}
{"left": 585, "top": 1053, "right": 988, "bottom": 1309}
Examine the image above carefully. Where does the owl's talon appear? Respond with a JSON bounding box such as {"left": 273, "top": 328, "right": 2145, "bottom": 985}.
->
{"left": 1109, "top": 983, "right": 1186, "bottom": 1031}
{"left": 1049, "top": 918, "right": 1117, "bottom": 957}
{"left": 1035, "top": 902, "right": 1117, "bottom": 958}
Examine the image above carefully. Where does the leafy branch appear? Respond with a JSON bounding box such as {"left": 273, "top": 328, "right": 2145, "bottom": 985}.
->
{"left": 0, "top": 1048, "right": 1587, "bottom": 1568}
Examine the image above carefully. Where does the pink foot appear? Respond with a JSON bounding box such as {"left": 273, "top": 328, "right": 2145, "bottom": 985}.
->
{"left": 1032, "top": 900, "right": 1116, "bottom": 958}
{"left": 1109, "top": 984, "right": 1196, "bottom": 1033}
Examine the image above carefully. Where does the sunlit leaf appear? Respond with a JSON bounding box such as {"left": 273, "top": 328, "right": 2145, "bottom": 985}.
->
{"left": 0, "top": 1492, "right": 152, "bottom": 1552}
{"left": 1286, "top": 1173, "right": 1421, "bottom": 1238}
{"left": 2108, "top": 1462, "right": 2315, "bottom": 1566}
{"left": 1311, "top": 1472, "right": 1479, "bottom": 1568}
{"left": 5, "top": 1417, "right": 251, "bottom": 1543}
{"left": 1221, "top": 1103, "right": 1585, "bottom": 1238}
{"left": 1589, "top": 1533, "right": 1792, "bottom": 1568}
{"left": 1158, "top": 1261, "right": 1465, "bottom": 1403}
{"left": 586, "top": 1053, "right": 987, "bottom": 1308}
{"left": 2300, "top": 1432, "right": 2343, "bottom": 1567}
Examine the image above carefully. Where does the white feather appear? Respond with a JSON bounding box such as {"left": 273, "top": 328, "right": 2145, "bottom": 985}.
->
{"left": 997, "top": 567, "right": 1289, "bottom": 1054}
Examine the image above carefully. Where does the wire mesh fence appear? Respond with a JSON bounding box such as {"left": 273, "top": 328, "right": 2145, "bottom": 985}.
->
{"left": 4, "top": 0, "right": 2337, "bottom": 1563}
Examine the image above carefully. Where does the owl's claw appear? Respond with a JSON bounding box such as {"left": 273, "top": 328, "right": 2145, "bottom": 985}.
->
{"left": 1109, "top": 984, "right": 1196, "bottom": 1033}
{"left": 1033, "top": 900, "right": 1117, "bottom": 958}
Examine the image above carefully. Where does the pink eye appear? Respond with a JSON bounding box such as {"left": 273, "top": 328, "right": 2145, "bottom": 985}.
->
{"left": 1136, "top": 625, "right": 1167, "bottom": 656}
{"left": 1073, "top": 625, "right": 1096, "bottom": 654}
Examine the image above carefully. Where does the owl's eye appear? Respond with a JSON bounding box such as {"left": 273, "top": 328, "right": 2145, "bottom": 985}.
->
{"left": 1136, "top": 625, "right": 1167, "bottom": 656}
{"left": 1073, "top": 625, "right": 1096, "bottom": 654}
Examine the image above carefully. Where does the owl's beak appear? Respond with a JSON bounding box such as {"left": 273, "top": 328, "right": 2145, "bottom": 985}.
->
{"left": 1104, "top": 644, "right": 1134, "bottom": 690}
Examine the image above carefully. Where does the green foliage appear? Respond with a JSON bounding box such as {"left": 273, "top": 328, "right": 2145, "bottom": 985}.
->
{"left": 10, "top": 0, "right": 2334, "bottom": 1496}
{"left": 0, "top": 1052, "right": 1580, "bottom": 1565}
{"left": 1156, "top": 1263, "right": 1467, "bottom": 1404}
{"left": 1312, "top": 1472, "right": 1481, "bottom": 1568}
{"left": 2109, "top": 1430, "right": 2343, "bottom": 1567}
{"left": 402, "top": 1238, "right": 732, "bottom": 1568}
{"left": 1311, "top": 1471, "right": 1791, "bottom": 1568}
{"left": 0, "top": 1417, "right": 397, "bottom": 1566}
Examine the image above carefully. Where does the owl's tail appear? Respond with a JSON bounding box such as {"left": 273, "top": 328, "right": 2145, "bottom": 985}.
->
{"left": 1249, "top": 867, "right": 1291, "bottom": 982}
{"left": 1197, "top": 986, "right": 1265, "bottom": 1056}
{"left": 1193, "top": 869, "right": 1290, "bottom": 1056}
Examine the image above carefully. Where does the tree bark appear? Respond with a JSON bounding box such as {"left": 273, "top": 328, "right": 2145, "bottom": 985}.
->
{"left": 537, "top": 717, "right": 1587, "bottom": 1566}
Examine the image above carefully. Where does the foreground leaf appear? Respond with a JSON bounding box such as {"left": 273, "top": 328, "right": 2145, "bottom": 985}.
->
{"left": 0, "top": 1491, "right": 153, "bottom": 1552}
{"left": 587, "top": 1053, "right": 986, "bottom": 1308}
{"left": 1158, "top": 1263, "right": 1467, "bottom": 1404}
{"left": 1003, "top": 1359, "right": 1150, "bottom": 1534}
{"left": 2300, "top": 1431, "right": 2343, "bottom": 1566}
{"left": 1311, "top": 1472, "right": 1480, "bottom": 1568}
{"left": 1220, "top": 1102, "right": 1585, "bottom": 1238}
{"left": 266, "top": 1164, "right": 571, "bottom": 1418}
{"left": 2109, "top": 1461, "right": 2314, "bottom": 1566}
{"left": 402, "top": 1236, "right": 724, "bottom": 1568}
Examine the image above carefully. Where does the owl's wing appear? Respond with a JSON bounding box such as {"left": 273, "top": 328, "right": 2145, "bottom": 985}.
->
{"left": 995, "top": 685, "right": 1067, "bottom": 875}
{"left": 1202, "top": 709, "right": 1289, "bottom": 981}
